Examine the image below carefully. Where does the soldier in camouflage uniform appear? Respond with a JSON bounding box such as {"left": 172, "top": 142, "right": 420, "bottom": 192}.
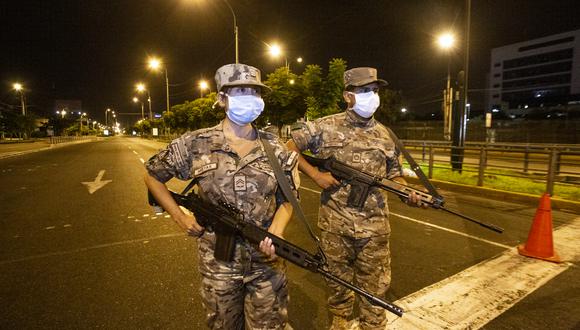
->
{"left": 145, "top": 63, "right": 300, "bottom": 330}
{"left": 288, "top": 67, "right": 423, "bottom": 330}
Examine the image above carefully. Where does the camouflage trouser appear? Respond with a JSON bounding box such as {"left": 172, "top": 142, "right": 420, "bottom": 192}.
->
{"left": 321, "top": 231, "right": 391, "bottom": 330}
{"left": 197, "top": 232, "right": 289, "bottom": 330}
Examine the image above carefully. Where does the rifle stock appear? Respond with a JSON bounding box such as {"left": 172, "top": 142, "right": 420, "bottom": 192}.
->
{"left": 148, "top": 189, "right": 404, "bottom": 317}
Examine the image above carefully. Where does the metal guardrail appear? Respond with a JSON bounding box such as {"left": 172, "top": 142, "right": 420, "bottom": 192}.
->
{"left": 49, "top": 136, "right": 96, "bottom": 144}
{"left": 403, "top": 141, "right": 580, "bottom": 197}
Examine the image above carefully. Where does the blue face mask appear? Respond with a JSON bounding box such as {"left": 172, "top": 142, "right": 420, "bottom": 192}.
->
{"left": 352, "top": 91, "right": 380, "bottom": 118}
{"left": 226, "top": 95, "right": 265, "bottom": 125}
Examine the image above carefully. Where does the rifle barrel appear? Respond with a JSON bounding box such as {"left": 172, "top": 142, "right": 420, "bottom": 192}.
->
{"left": 320, "top": 270, "right": 404, "bottom": 317}
{"left": 441, "top": 207, "right": 504, "bottom": 233}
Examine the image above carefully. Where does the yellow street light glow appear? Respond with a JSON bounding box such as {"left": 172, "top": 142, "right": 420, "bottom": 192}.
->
{"left": 297, "top": 57, "right": 303, "bottom": 63}
{"left": 437, "top": 33, "right": 455, "bottom": 50}
{"left": 268, "top": 44, "right": 282, "bottom": 57}
{"left": 136, "top": 83, "right": 146, "bottom": 92}
{"left": 289, "top": 79, "right": 295, "bottom": 85}
{"left": 133, "top": 97, "right": 139, "bottom": 103}
{"left": 13, "top": 83, "right": 23, "bottom": 91}
{"left": 199, "top": 80, "right": 209, "bottom": 90}
{"left": 148, "top": 57, "right": 162, "bottom": 71}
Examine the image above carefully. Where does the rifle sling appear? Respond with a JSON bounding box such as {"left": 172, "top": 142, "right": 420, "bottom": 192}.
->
{"left": 258, "top": 133, "right": 324, "bottom": 258}
{"left": 385, "top": 127, "right": 442, "bottom": 200}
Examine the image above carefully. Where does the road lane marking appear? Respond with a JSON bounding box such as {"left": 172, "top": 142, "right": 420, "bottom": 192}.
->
{"left": 132, "top": 150, "right": 138, "bottom": 155}
{"left": 139, "top": 158, "right": 145, "bottom": 163}
{"left": 387, "top": 217, "right": 580, "bottom": 330}
{"left": 45, "top": 226, "right": 55, "bottom": 230}
{"left": 298, "top": 186, "right": 509, "bottom": 249}
{"left": 390, "top": 213, "right": 512, "bottom": 249}
{"left": 81, "top": 170, "right": 112, "bottom": 194}
{"left": 0, "top": 233, "right": 184, "bottom": 265}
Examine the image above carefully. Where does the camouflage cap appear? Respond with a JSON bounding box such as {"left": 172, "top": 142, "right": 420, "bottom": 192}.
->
{"left": 215, "top": 63, "right": 271, "bottom": 92}
{"left": 344, "top": 67, "right": 388, "bottom": 89}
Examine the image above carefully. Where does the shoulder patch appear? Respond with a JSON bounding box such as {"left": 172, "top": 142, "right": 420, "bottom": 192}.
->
{"left": 286, "top": 151, "right": 298, "bottom": 167}
{"left": 193, "top": 163, "right": 217, "bottom": 176}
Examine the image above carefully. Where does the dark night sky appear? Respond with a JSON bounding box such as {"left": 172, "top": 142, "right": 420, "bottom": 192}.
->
{"left": 1, "top": 0, "right": 579, "bottom": 124}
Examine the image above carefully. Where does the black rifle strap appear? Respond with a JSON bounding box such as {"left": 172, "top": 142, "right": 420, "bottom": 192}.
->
{"left": 258, "top": 133, "right": 325, "bottom": 259}
{"left": 385, "top": 127, "right": 442, "bottom": 199}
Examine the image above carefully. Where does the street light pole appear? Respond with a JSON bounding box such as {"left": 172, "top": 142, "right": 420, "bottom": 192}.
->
{"left": 451, "top": 0, "right": 471, "bottom": 172}
{"left": 105, "top": 108, "right": 111, "bottom": 128}
{"left": 436, "top": 32, "right": 455, "bottom": 141}
{"left": 164, "top": 68, "right": 169, "bottom": 115}
{"left": 222, "top": 0, "right": 238, "bottom": 63}
{"left": 13, "top": 83, "right": 26, "bottom": 116}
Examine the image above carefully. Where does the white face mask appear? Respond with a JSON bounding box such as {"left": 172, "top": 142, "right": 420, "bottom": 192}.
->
{"left": 226, "top": 95, "right": 265, "bottom": 125}
{"left": 352, "top": 91, "right": 380, "bottom": 118}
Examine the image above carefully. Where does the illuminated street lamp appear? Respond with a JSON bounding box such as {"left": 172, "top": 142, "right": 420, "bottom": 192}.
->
{"left": 268, "top": 43, "right": 288, "bottom": 70}
{"left": 79, "top": 112, "right": 87, "bottom": 134}
{"left": 56, "top": 110, "right": 67, "bottom": 118}
{"left": 12, "top": 83, "right": 27, "bottom": 116}
{"left": 437, "top": 32, "right": 456, "bottom": 141}
{"left": 198, "top": 80, "right": 209, "bottom": 98}
{"left": 147, "top": 57, "right": 170, "bottom": 115}
{"left": 136, "top": 82, "right": 153, "bottom": 119}
{"left": 133, "top": 96, "right": 145, "bottom": 120}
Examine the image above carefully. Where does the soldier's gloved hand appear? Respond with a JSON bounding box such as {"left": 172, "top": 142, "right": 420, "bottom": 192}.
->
{"left": 313, "top": 170, "right": 340, "bottom": 190}
{"left": 259, "top": 237, "right": 277, "bottom": 258}
{"left": 175, "top": 213, "right": 205, "bottom": 237}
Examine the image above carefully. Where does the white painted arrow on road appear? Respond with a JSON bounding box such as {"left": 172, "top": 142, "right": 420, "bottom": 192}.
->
{"left": 82, "top": 170, "right": 112, "bottom": 194}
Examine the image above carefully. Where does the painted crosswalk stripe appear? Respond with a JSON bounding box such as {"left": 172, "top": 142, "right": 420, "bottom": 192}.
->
{"left": 386, "top": 217, "right": 580, "bottom": 329}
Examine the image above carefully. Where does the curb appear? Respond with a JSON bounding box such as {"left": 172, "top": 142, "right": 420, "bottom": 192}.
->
{"left": 411, "top": 178, "right": 580, "bottom": 214}
{"left": 0, "top": 138, "right": 99, "bottom": 160}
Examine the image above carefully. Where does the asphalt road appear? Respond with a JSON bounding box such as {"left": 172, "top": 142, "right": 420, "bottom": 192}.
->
{"left": 0, "top": 137, "right": 578, "bottom": 329}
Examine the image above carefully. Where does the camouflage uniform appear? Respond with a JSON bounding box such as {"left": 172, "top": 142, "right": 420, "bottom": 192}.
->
{"left": 146, "top": 63, "right": 299, "bottom": 330}
{"left": 291, "top": 108, "right": 401, "bottom": 329}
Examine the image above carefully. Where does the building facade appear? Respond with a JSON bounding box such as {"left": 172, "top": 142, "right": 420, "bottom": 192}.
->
{"left": 487, "top": 29, "right": 580, "bottom": 117}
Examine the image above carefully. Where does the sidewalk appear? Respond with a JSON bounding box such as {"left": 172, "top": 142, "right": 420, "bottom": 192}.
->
{"left": 0, "top": 137, "right": 99, "bottom": 160}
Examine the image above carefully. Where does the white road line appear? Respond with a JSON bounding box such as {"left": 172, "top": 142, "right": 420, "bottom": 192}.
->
{"left": 390, "top": 212, "right": 512, "bottom": 249}
{"left": 45, "top": 226, "right": 55, "bottom": 230}
{"left": 132, "top": 150, "right": 138, "bottom": 155}
{"left": 139, "top": 158, "right": 145, "bottom": 163}
{"left": 387, "top": 217, "right": 580, "bottom": 330}
{"left": 0, "top": 233, "right": 184, "bottom": 265}
{"left": 298, "top": 186, "right": 510, "bottom": 249}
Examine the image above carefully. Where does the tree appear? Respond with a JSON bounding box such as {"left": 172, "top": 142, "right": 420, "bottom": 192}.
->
{"left": 261, "top": 67, "right": 306, "bottom": 133}
{"left": 164, "top": 93, "right": 221, "bottom": 134}
{"left": 303, "top": 58, "right": 347, "bottom": 120}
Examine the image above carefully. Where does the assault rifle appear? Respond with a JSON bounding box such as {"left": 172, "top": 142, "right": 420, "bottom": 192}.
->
{"left": 301, "top": 153, "right": 504, "bottom": 234}
{"left": 148, "top": 190, "right": 404, "bottom": 317}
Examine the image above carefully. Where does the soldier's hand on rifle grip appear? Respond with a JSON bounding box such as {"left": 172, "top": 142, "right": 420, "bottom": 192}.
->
{"left": 175, "top": 213, "right": 204, "bottom": 237}
{"left": 313, "top": 170, "right": 340, "bottom": 190}
{"left": 259, "top": 237, "right": 277, "bottom": 258}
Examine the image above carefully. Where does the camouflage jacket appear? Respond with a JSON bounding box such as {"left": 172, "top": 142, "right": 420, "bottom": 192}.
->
{"left": 146, "top": 121, "right": 300, "bottom": 230}
{"left": 291, "top": 110, "right": 402, "bottom": 238}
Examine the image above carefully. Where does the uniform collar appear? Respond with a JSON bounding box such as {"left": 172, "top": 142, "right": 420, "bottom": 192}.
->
{"left": 345, "top": 108, "right": 375, "bottom": 128}
{"left": 209, "top": 121, "right": 266, "bottom": 166}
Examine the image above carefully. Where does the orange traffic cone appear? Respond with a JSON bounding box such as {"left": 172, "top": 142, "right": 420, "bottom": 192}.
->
{"left": 517, "top": 193, "right": 561, "bottom": 263}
